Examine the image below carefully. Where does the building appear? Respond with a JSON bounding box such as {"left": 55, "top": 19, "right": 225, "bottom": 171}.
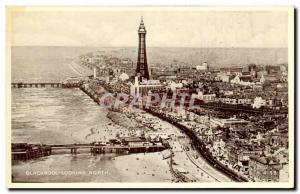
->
{"left": 169, "top": 82, "right": 183, "bottom": 91}
{"left": 210, "top": 117, "right": 249, "bottom": 128}
{"left": 215, "top": 97, "right": 252, "bottom": 105}
{"left": 266, "top": 65, "right": 281, "bottom": 75}
{"left": 93, "top": 67, "right": 98, "bottom": 79}
{"left": 119, "top": 73, "right": 130, "bottom": 81}
{"left": 260, "top": 74, "right": 266, "bottom": 83}
{"left": 217, "top": 73, "right": 235, "bottom": 83}
{"left": 130, "top": 76, "right": 165, "bottom": 97}
{"left": 266, "top": 130, "right": 289, "bottom": 148}
{"left": 212, "top": 139, "right": 227, "bottom": 159}
{"left": 121, "top": 58, "right": 134, "bottom": 66}
{"left": 249, "top": 156, "right": 281, "bottom": 182}
{"left": 196, "top": 62, "right": 208, "bottom": 71}
{"left": 230, "top": 67, "right": 243, "bottom": 75}
{"left": 228, "top": 146, "right": 263, "bottom": 163}
{"left": 136, "top": 17, "right": 150, "bottom": 81}
{"left": 227, "top": 144, "right": 263, "bottom": 175}
{"left": 120, "top": 137, "right": 146, "bottom": 147}
{"left": 197, "top": 91, "right": 216, "bottom": 102}
{"left": 230, "top": 75, "right": 254, "bottom": 86}
{"left": 252, "top": 97, "right": 266, "bottom": 109}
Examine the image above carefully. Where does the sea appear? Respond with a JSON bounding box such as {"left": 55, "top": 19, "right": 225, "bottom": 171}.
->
{"left": 11, "top": 46, "right": 287, "bottom": 183}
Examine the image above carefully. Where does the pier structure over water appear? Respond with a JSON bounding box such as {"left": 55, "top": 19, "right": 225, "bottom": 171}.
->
{"left": 51, "top": 143, "right": 165, "bottom": 155}
{"left": 11, "top": 79, "right": 83, "bottom": 88}
{"left": 11, "top": 82, "right": 62, "bottom": 88}
{"left": 12, "top": 142, "right": 166, "bottom": 161}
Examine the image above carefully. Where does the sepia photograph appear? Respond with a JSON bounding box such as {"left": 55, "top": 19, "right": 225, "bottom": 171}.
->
{"left": 6, "top": 6, "right": 294, "bottom": 189}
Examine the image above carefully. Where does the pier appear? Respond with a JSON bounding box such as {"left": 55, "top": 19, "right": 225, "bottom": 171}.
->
{"left": 12, "top": 142, "right": 166, "bottom": 161}
{"left": 11, "top": 82, "right": 62, "bottom": 88}
{"left": 51, "top": 144, "right": 166, "bottom": 155}
{"left": 11, "top": 81, "right": 83, "bottom": 88}
{"left": 11, "top": 143, "right": 52, "bottom": 161}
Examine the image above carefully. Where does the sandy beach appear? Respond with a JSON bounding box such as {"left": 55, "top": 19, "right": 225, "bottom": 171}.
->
{"left": 113, "top": 152, "right": 173, "bottom": 182}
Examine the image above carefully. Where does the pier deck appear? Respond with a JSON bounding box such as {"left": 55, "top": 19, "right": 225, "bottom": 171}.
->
{"left": 12, "top": 143, "right": 166, "bottom": 161}
{"left": 11, "top": 81, "right": 82, "bottom": 88}
{"left": 50, "top": 144, "right": 166, "bottom": 155}
{"left": 11, "top": 82, "right": 62, "bottom": 88}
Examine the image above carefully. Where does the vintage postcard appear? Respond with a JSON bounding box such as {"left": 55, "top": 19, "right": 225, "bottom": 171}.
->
{"left": 6, "top": 6, "right": 294, "bottom": 189}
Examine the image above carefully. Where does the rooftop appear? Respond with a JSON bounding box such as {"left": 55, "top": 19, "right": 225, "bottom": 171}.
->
{"left": 250, "top": 155, "right": 280, "bottom": 166}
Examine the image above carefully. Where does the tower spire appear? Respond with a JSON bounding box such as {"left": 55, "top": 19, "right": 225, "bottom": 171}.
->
{"left": 138, "top": 16, "right": 146, "bottom": 33}
{"left": 136, "top": 17, "right": 150, "bottom": 81}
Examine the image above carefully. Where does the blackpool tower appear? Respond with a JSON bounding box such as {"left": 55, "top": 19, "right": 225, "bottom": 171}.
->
{"left": 136, "top": 17, "right": 150, "bottom": 81}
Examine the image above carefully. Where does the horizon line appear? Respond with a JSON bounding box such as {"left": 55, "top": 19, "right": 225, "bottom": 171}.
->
{"left": 11, "top": 45, "right": 288, "bottom": 49}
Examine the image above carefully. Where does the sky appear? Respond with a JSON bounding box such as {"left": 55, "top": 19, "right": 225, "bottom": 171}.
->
{"left": 9, "top": 7, "right": 289, "bottom": 48}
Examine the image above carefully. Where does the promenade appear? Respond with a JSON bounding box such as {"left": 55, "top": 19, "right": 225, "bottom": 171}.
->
{"left": 145, "top": 107, "right": 248, "bottom": 182}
